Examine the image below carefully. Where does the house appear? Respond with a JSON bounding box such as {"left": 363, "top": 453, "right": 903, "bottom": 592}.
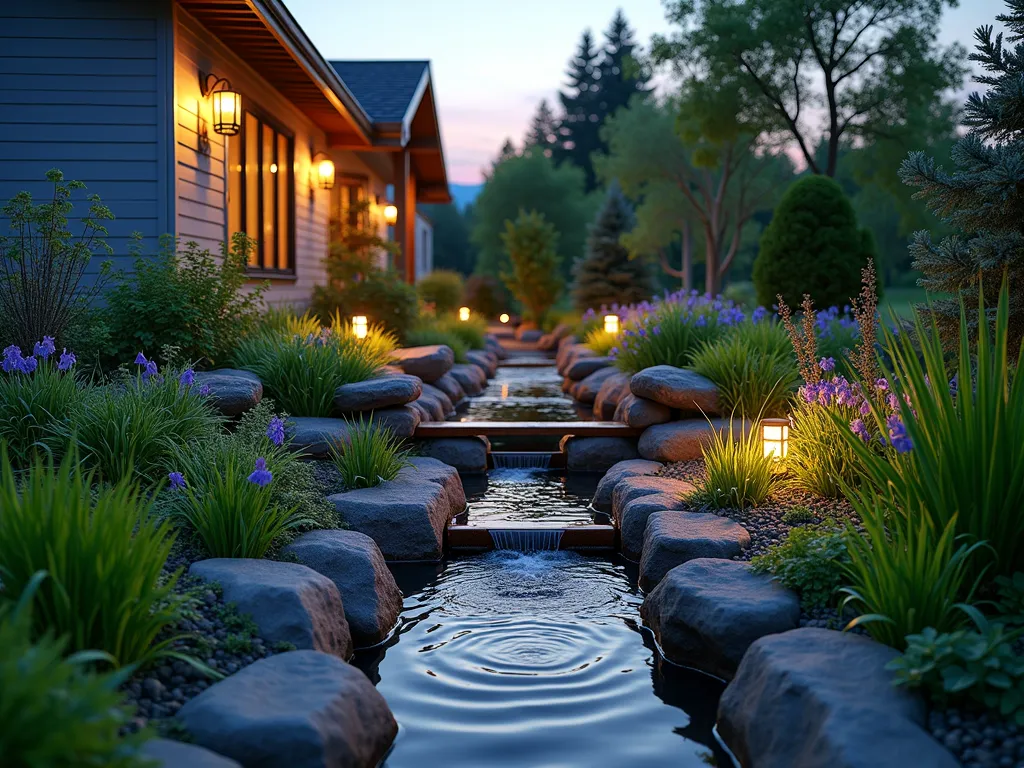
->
{"left": 0, "top": 0, "right": 450, "bottom": 306}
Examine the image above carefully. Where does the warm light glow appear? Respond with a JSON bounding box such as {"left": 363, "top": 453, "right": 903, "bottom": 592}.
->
{"left": 211, "top": 89, "right": 241, "bottom": 136}
{"left": 459, "top": 306, "right": 471, "bottom": 322}
{"left": 352, "top": 315, "right": 368, "bottom": 340}
{"left": 269, "top": 163, "right": 278, "bottom": 174}
{"left": 604, "top": 314, "right": 620, "bottom": 335}
{"left": 761, "top": 418, "right": 790, "bottom": 460}
{"left": 316, "top": 158, "right": 335, "bottom": 190}
{"left": 384, "top": 204, "right": 398, "bottom": 226}
{"left": 501, "top": 383, "right": 509, "bottom": 399}
{"left": 499, "top": 313, "right": 510, "bottom": 324}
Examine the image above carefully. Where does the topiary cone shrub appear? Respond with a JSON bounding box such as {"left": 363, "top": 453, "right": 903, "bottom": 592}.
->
{"left": 753, "top": 175, "right": 879, "bottom": 310}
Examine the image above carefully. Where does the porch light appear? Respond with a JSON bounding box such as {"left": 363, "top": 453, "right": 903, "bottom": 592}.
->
{"left": 459, "top": 306, "right": 471, "bottom": 322}
{"left": 200, "top": 72, "right": 241, "bottom": 136}
{"left": 499, "top": 313, "right": 510, "bottom": 324}
{"left": 604, "top": 314, "right": 620, "bottom": 335}
{"left": 352, "top": 315, "right": 368, "bottom": 340}
{"left": 384, "top": 204, "right": 398, "bottom": 226}
{"left": 313, "top": 154, "right": 335, "bottom": 190}
{"left": 761, "top": 418, "right": 790, "bottom": 461}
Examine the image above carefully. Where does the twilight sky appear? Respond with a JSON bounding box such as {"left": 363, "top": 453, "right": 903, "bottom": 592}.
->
{"left": 285, "top": 0, "right": 1007, "bottom": 184}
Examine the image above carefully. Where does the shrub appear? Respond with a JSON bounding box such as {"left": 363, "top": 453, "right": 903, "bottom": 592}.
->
{"left": 104, "top": 234, "right": 266, "bottom": 368}
{"left": 417, "top": 270, "right": 465, "bottom": 315}
{"left": 583, "top": 327, "right": 619, "bottom": 356}
{"left": 692, "top": 418, "right": 776, "bottom": 511}
{"left": 311, "top": 270, "right": 419, "bottom": 340}
{"left": 434, "top": 313, "right": 487, "bottom": 351}
{"left": 330, "top": 417, "right": 412, "bottom": 490}
{"left": 404, "top": 327, "right": 469, "bottom": 363}
{"left": 781, "top": 505, "right": 815, "bottom": 526}
{"left": 256, "top": 306, "right": 321, "bottom": 339}
{"left": 463, "top": 274, "right": 507, "bottom": 319}
{"left": 753, "top": 175, "right": 878, "bottom": 310}
{"left": 0, "top": 169, "right": 114, "bottom": 350}
{"left": 750, "top": 521, "right": 851, "bottom": 609}
{"left": 995, "top": 573, "right": 1024, "bottom": 627}
{"left": 690, "top": 334, "right": 799, "bottom": 418}
{"left": 612, "top": 299, "right": 729, "bottom": 373}
{"left": 785, "top": 397, "right": 867, "bottom": 498}
{"left": 0, "top": 448, "right": 184, "bottom": 668}
{"left": 500, "top": 210, "right": 564, "bottom": 326}
{"left": 728, "top": 316, "right": 793, "bottom": 359}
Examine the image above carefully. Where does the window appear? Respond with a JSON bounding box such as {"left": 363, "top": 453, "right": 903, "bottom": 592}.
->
{"left": 336, "top": 177, "right": 367, "bottom": 229}
{"left": 227, "top": 109, "right": 294, "bottom": 273}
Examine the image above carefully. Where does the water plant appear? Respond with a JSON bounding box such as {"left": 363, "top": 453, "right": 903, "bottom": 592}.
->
{"left": 330, "top": 416, "right": 412, "bottom": 490}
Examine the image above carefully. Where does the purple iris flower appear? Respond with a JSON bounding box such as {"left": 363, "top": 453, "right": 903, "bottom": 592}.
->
{"left": 886, "top": 415, "right": 913, "bottom": 453}
{"left": 752, "top": 306, "right": 768, "bottom": 323}
{"left": 267, "top": 417, "right": 286, "bottom": 447}
{"left": 168, "top": 472, "right": 186, "bottom": 490}
{"left": 819, "top": 357, "right": 836, "bottom": 372}
{"left": 652, "top": 325, "right": 661, "bottom": 336}
{"left": 3, "top": 345, "right": 22, "bottom": 373}
{"left": 18, "top": 355, "right": 37, "bottom": 374}
{"left": 179, "top": 369, "right": 196, "bottom": 387}
{"left": 248, "top": 457, "right": 273, "bottom": 487}
{"left": 57, "top": 348, "right": 76, "bottom": 371}
{"left": 198, "top": 383, "right": 212, "bottom": 396}
{"left": 34, "top": 336, "right": 56, "bottom": 359}
{"left": 850, "top": 418, "right": 870, "bottom": 443}
{"left": 695, "top": 315, "right": 707, "bottom": 327}
{"left": 134, "top": 352, "right": 148, "bottom": 366}
{"left": 142, "top": 359, "right": 158, "bottom": 382}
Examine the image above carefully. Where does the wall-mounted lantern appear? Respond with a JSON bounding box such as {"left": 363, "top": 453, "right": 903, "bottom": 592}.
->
{"left": 199, "top": 72, "right": 241, "bottom": 136}
{"left": 312, "top": 153, "right": 336, "bottom": 190}
{"left": 604, "top": 314, "right": 620, "bottom": 335}
{"left": 761, "top": 417, "right": 790, "bottom": 461}
{"left": 352, "top": 315, "right": 368, "bottom": 340}
{"left": 384, "top": 204, "right": 398, "bottom": 226}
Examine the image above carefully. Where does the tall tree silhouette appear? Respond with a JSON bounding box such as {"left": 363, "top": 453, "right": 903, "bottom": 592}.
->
{"left": 524, "top": 99, "right": 559, "bottom": 157}
{"left": 555, "top": 30, "right": 603, "bottom": 190}
{"left": 600, "top": 10, "right": 650, "bottom": 122}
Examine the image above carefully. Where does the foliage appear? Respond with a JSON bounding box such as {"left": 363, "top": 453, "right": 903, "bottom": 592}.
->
{"left": 690, "top": 332, "right": 798, "bottom": 418}
{"left": 104, "top": 234, "right": 265, "bottom": 368}
{"left": 995, "top": 573, "right": 1024, "bottom": 627}
{"left": 0, "top": 169, "right": 114, "bottom": 350}
{"left": 500, "top": 210, "right": 564, "bottom": 326}
{"left": 781, "top": 506, "right": 815, "bottom": 526}
{"left": 888, "top": 616, "right": 1024, "bottom": 724}
{"left": 693, "top": 417, "right": 776, "bottom": 511}
{"left": 433, "top": 313, "right": 487, "bottom": 351}
{"left": 751, "top": 521, "right": 851, "bottom": 609}
{"left": 312, "top": 269, "right": 419, "bottom": 340}
{"left": 0, "top": 448, "right": 184, "bottom": 668}
{"left": 419, "top": 203, "right": 478, "bottom": 276}
{"left": 255, "top": 306, "right": 321, "bottom": 339}
{"left": 405, "top": 326, "right": 468, "bottom": 363}
{"left": 417, "top": 270, "right": 465, "bottom": 315}
{"left": 785, "top": 398, "right": 867, "bottom": 499}
{"left": 583, "top": 327, "right": 619, "bottom": 357}
{"left": 463, "top": 274, "right": 507, "bottom": 318}
{"left": 322, "top": 198, "right": 399, "bottom": 283}
{"left": 330, "top": 417, "right": 412, "bottom": 490}
{"left": 611, "top": 296, "right": 731, "bottom": 373}
{"left": 572, "top": 181, "right": 654, "bottom": 311}
{"left": 753, "top": 176, "right": 878, "bottom": 310}
{"left": 523, "top": 99, "right": 559, "bottom": 158}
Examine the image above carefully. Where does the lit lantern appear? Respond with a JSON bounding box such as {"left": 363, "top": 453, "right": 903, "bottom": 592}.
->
{"left": 499, "top": 313, "right": 510, "bottom": 324}
{"left": 604, "top": 314, "right": 620, "bottom": 335}
{"left": 761, "top": 417, "right": 790, "bottom": 460}
{"left": 315, "top": 156, "right": 335, "bottom": 190}
{"left": 459, "top": 306, "right": 471, "bottom": 322}
{"left": 200, "top": 73, "right": 241, "bottom": 136}
{"left": 352, "top": 315, "right": 368, "bottom": 340}
{"left": 384, "top": 204, "right": 398, "bottom": 226}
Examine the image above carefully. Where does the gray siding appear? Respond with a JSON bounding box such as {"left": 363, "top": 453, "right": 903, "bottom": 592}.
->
{"left": 0, "top": 0, "right": 174, "bottom": 274}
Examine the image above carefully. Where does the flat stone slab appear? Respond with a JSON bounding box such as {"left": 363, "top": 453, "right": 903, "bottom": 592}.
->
{"left": 719, "top": 628, "right": 958, "bottom": 768}
{"left": 517, "top": 328, "right": 544, "bottom": 343}
{"left": 141, "top": 739, "right": 241, "bottom": 767}
{"left": 566, "top": 356, "right": 612, "bottom": 382}
{"left": 619, "top": 490, "right": 692, "bottom": 561}
{"left": 638, "top": 418, "right": 734, "bottom": 463}
{"left": 194, "top": 369, "right": 262, "bottom": 417}
{"left": 631, "top": 366, "right": 719, "bottom": 413}
{"left": 333, "top": 375, "right": 422, "bottom": 412}
{"left": 189, "top": 559, "right": 352, "bottom": 659}
{"left": 591, "top": 458, "right": 663, "bottom": 513}
{"left": 416, "top": 437, "right": 489, "bottom": 473}
{"left": 286, "top": 417, "right": 348, "bottom": 458}
{"left": 178, "top": 650, "right": 397, "bottom": 768}
{"left": 641, "top": 559, "right": 800, "bottom": 678}
{"left": 574, "top": 366, "right": 619, "bottom": 405}
{"left": 615, "top": 392, "right": 673, "bottom": 429}
{"left": 640, "top": 510, "right": 751, "bottom": 589}
{"left": 449, "top": 363, "right": 486, "bottom": 396}
{"left": 432, "top": 371, "right": 466, "bottom": 405}
{"left": 392, "top": 345, "right": 454, "bottom": 383}
{"left": 611, "top": 475, "right": 693, "bottom": 526}
{"left": 561, "top": 435, "right": 638, "bottom": 473}
{"left": 592, "top": 371, "right": 632, "bottom": 421}
{"left": 283, "top": 530, "right": 403, "bottom": 648}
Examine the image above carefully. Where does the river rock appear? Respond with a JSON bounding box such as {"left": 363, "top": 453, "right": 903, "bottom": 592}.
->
{"left": 333, "top": 375, "right": 422, "bottom": 412}
{"left": 485, "top": 334, "right": 507, "bottom": 359}
{"left": 638, "top": 418, "right": 736, "bottom": 463}
{"left": 631, "top": 366, "right": 720, "bottom": 413}
{"left": 449, "top": 363, "right": 487, "bottom": 395}
{"left": 392, "top": 345, "right": 454, "bottom": 383}
{"left": 286, "top": 417, "right": 349, "bottom": 458}
{"left": 640, "top": 510, "right": 751, "bottom": 589}
{"left": 432, "top": 372, "right": 466, "bottom": 406}
{"left": 518, "top": 329, "right": 544, "bottom": 343}
{"left": 189, "top": 559, "right": 352, "bottom": 658}
{"left": 365, "top": 405, "right": 420, "bottom": 438}
{"left": 566, "top": 356, "right": 612, "bottom": 382}
{"left": 642, "top": 559, "right": 800, "bottom": 678}
{"left": 412, "top": 391, "right": 446, "bottom": 422}
{"left": 718, "top": 628, "right": 959, "bottom": 768}
{"left": 614, "top": 393, "right": 673, "bottom": 429}
{"left": 421, "top": 383, "right": 455, "bottom": 418}
{"left": 194, "top": 369, "right": 263, "bottom": 417}
{"left": 557, "top": 344, "right": 594, "bottom": 376}
{"left": 619, "top": 491, "right": 692, "bottom": 561}
{"left": 141, "top": 739, "right": 242, "bottom": 768}
{"left": 611, "top": 474, "right": 693, "bottom": 526}
{"left": 591, "top": 458, "right": 663, "bottom": 513}
{"left": 416, "top": 437, "right": 489, "bottom": 473}
{"left": 561, "top": 436, "right": 639, "bottom": 473}
{"left": 592, "top": 371, "right": 632, "bottom": 420}
{"left": 574, "top": 366, "right": 620, "bottom": 405}
{"left": 555, "top": 335, "right": 579, "bottom": 370}
{"left": 465, "top": 350, "right": 498, "bottom": 378}
{"left": 282, "top": 530, "right": 402, "bottom": 647}
{"left": 178, "top": 650, "right": 397, "bottom": 768}
{"left": 538, "top": 323, "right": 573, "bottom": 351}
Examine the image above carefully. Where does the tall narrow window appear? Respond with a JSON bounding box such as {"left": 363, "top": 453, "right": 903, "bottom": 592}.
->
{"left": 227, "top": 108, "right": 295, "bottom": 273}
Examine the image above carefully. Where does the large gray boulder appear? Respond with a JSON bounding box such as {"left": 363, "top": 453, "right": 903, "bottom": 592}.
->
{"left": 591, "top": 459, "right": 663, "bottom": 513}
{"left": 282, "top": 530, "right": 402, "bottom": 647}
{"left": 641, "top": 559, "right": 800, "bottom": 678}
{"left": 449, "top": 363, "right": 487, "bottom": 396}
{"left": 640, "top": 510, "right": 751, "bottom": 589}
{"left": 557, "top": 344, "right": 595, "bottom": 376}
{"left": 465, "top": 350, "right": 498, "bottom": 378}
{"left": 561, "top": 436, "right": 639, "bottom": 473}
{"left": 412, "top": 391, "right": 446, "bottom": 422}
{"left": 416, "top": 437, "right": 489, "bottom": 473}
{"left": 719, "top": 628, "right": 959, "bottom": 768}
{"left": 611, "top": 474, "right": 692, "bottom": 526}
{"left": 194, "top": 369, "right": 263, "bottom": 417}
{"left": 631, "top": 366, "right": 719, "bottom": 414}
{"left": 573, "top": 366, "right": 620, "bottom": 405}
{"left": 555, "top": 336, "right": 580, "bottom": 371}
{"left": 421, "top": 383, "right": 455, "bottom": 418}
{"left": 141, "top": 739, "right": 241, "bottom": 768}
{"left": 189, "top": 559, "right": 352, "bottom": 659}
{"left": 178, "top": 650, "right": 398, "bottom": 768}
{"left": 392, "top": 345, "right": 454, "bottom": 383}
{"left": 566, "top": 356, "right": 612, "bottom": 382}
{"left": 333, "top": 375, "right": 422, "bottom": 412}
{"left": 614, "top": 393, "right": 673, "bottom": 429}
{"left": 638, "top": 418, "right": 735, "bottom": 463}
{"left": 538, "top": 322, "right": 573, "bottom": 351}
{"left": 619, "top": 491, "right": 691, "bottom": 561}
{"left": 592, "top": 371, "right": 632, "bottom": 420}
{"left": 286, "top": 417, "right": 348, "bottom": 458}
{"left": 365, "top": 405, "right": 420, "bottom": 438}
{"left": 432, "top": 372, "right": 466, "bottom": 406}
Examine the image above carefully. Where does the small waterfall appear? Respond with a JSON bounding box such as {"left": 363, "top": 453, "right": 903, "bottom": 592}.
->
{"left": 489, "top": 529, "right": 564, "bottom": 552}
{"left": 492, "top": 453, "right": 552, "bottom": 470}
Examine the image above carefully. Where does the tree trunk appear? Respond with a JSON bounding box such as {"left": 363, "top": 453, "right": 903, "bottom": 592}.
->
{"left": 704, "top": 234, "right": 720, "bottom": 296}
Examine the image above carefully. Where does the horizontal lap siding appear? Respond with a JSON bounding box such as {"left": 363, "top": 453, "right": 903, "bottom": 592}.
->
{"left": 0, "top": 0, "right": 174, "bottom": 277}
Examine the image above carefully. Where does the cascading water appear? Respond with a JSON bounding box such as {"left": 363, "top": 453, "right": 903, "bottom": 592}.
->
{"left": 491, "top": 452, "right": 552, "bottom": 470}
{"left": 488, "top": 528, "right": 563, "bottom": 551}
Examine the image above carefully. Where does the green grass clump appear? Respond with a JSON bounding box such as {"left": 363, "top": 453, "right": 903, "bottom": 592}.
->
{"left": 785, "top": 398, "right": 867, "bottom": 499}
{"left": 583, "top": 327, "right": 619, "bottom": 356}
{"left": 404, "top": 327, "right": 469, "bottom": 362}
{"left": 434, "top": 313, "right": 488, "bottom": 351}
{"left": 690, "top": 334, "right": 799, "bottom": 418}
{"left": 416, "top": 270, "right": 465, "bottom": 315}
{"left": 751, "top": 521, "right": 851, "bottom": 609}
{"left": 691, "top": 418, "right": 775, "bottom": 511}
{"left": 613, "top": 302, "right": 727, "bottom": 373}
{"left": 330, "top": 417, "right": 412, "bottom": 490}
{"left": 781, "top": 505, "right": 815, "bottom": 526}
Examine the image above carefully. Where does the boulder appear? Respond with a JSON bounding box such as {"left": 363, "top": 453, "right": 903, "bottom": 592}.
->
{"left": 561, "top": 436, "right": 639, "bottom": 473}
{"left": 614, "top": 393, "right": 673, "bottom": 429}
{"left": 641, "top": 559, "right": 801, "bottom": 678}
{"left": 141, "top": 739, "right": 242, "bottom": 768}
{"left": 514, "top": 323, "right": 539, "bottom": 341}
{"left": 465, "top": 350, "right": 498, "bottom": 378}
{"left": 416, "top": 437, "right": 489, "bottom": 473}
{"left": 611, "top": 474, "right": 693, "bottom": 526}
{"left": 640, "top": 511, "right": 751, "bottom": 589}
{"left": 631, "top": 366, "right": 720, "bottom": 413}
{"left": 189, "top": 559, "right": 352, "bottom": 659}
{"left": 403, "top": 456, "right": 467, "bottom": 512}
{"left": 638, "top": 418, "right": 736, "bottom": 463}
{"left": 282, "top": 530, "right": 403, "bottom": 647}
{"left": 365, "top": 405, "right": 420, "bottom": 438}
{"left": 718, "top": 628, "right": 959, "bottom": 768}
{"left": 557, "top": 344, "right": 594, "bottom": 376}
{"left": 485, "top": 334, "right": 507, "bottom": 359}
{"left": 421, "top": 383, "right": 455, "bottom": 418}
{"left": 449, "top": 363, "right": 487, "bottom": 396}
{"left": 555, "top": 335, "right": 579, "bottom": 370}
{"left": 432, "top": 372, "right": 466, "bottom": 406}
{"left": 376, "top": 364, "right": 406, "bottom": 377}
{"left": 619, "top": 492, "right": 691, "bottom": 561}
{"left": 566, "top": 356, "right": 612, "bottom": 382}
{"left": 194, "top": 369, "right": 263, "bottom": 417}
{"left": 538, "top": 323, "right": 573, "bottom": 351}
{"left": 592, "top": 371, "right": 632, "bottom": 420}
{"left": 286, "top": 417, "right": 348, "bottom": 459}
{"left": 392, "top": 345, "right": 454, "bottom": 383}
{"left": 178, "top": 650, "right": 397, "bottom": 768}
{"left": 413, "top": 391, "right": 446, "bottom": 422}
{"left": 574, "top": 366, "right": 620, "bottom": 405}
{"left": 517, "top": 329, "right": 544, "bottom": 343}
{"left": 591, "top": 458, "right": 663, "bottom": 513}
{"left": 333, "top": 375, "right": 422, "bottom": 412}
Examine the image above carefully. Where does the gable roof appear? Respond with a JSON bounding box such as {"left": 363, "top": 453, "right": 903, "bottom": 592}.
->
{"left": 329, "top": 61, "right": 430, "bottom": 125}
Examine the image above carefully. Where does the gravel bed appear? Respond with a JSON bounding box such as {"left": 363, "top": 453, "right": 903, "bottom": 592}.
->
{"left": 309, "top": 457, "right": 346, "bottom": 495}
{"left": 928, "top": 708, "right": 1024, "bottom": 767}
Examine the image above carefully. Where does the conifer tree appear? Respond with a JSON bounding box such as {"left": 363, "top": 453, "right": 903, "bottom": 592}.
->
{"left": 524, "top": 99, "right": 559, "bottom": 157}
{"left": 572, "top": 181, "right": 654, "bottom": 311}
{"left": 555, "top": 30, "right": 603, "bottom": 190}
{"left": 900, "top": 0, "right": 1024, "bottom": 348}
{"left": 600, "top": 10, "right": 650, "bottom": 122}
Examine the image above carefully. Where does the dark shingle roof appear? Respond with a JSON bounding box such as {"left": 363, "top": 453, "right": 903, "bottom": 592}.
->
{"left": 329, "top": 60, "right": 430, "bottom": 124}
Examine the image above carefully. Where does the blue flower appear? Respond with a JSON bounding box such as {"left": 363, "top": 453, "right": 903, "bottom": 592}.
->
{"left": 198, "top": 383, "right": 212, "bottom": 397}
{"left": 33, "top": 336, "right": 55, "bottom": 359}
{"left": 134, "top": 352, "right": 148, "bottom": 366}
{"left": 179, "top": 369, "right": 195, "bottom": 387}
{"left": 652, "top": 325, "right": 661, "bottom": 336}
{"left": 819, "top": 357, "right": 836, "bottom": 372}
{"left": 3, "top": 345, "right": 23, "bottom": 373}
{"left": 248, "top": 457, "right": 273, "bottom": 487}
{"left": 142, "top": 359, "right": 159, "bottom": 382}
{"left": 886, "top": 415, "right": 913, "bottom": 453}
{"left": 695, "top": 315, "right": 707, "bottom": 327}
{"left": 57, "top": 348, "right": 76, "bottom": 371}
{"left": 752, "top": 306, "right": 768, "bottom": 324}
{"left": 850, "top": 418, "right": 870, "bottom": 443}
{"left": 267, "top": 417, "right": 285, "bottom": 447}
{"left": 168, "top": 471, "right": 186, "bottom": 490}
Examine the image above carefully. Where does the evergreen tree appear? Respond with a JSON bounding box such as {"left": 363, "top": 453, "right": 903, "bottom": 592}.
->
{"left": 572, "top": 181, "right": 653, "bottom": 311}
{"left": 555, "top": 30, "right": 603, "bottom": 190}
{"left": 490, "top": 139, "right": 518, "bottom": 174}
{"left": 599, "top": 10, "right": 650, "bottom": 122}
{"left": 524, "top": 99, "right": 559, "bottom": 158}
{"left": 900, "top": 0, "right": 1024, "bottom": 349}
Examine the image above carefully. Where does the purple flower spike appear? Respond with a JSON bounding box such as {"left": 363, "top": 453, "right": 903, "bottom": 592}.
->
{"left": 134, "top": 352, "right": 148, "bottom": 366}
{"left": 886, "top": 415, "right": 913, "bottom": 453}
{"left": 179, "top": 369, "right": 196, "bottom": 387}
{"left": 168, "top": 471, "right": 186, "bottom": 490}
{"left": 198, "top": 383, "right": 212, "bottom": 397}
{"left": 850, "top": 418, "right": 870, "bottom": 443}
{"left": 267, "top": 417, "right": 285, "bottom": 447}
{"left": 142, "top": 359, "right": 158, "bottom": 382}
{"left": 248, "top": 457, "right": 273, "bottom": 487}
{"left": 34, "top": 336, "right": 56, "bottom": 360}
{"left": 57, "top": 348, "right": 76, "bottom": 371}
{"left": 819, "top": 357, "right": 836, "bottom": 372}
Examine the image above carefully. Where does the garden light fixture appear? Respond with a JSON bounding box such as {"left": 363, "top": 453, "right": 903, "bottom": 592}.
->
{"left": 459, "top": 306, "right": 471, "bottom": 322}
{"left": 352, "top": 315, "right": 368, "bottom": 340}
{"left": 604, "top": 314, "right": 620, "bottom": 335}
{"left": 761, "top": 417, "right": 790, "bottom": 460}
{"left": 199, "top": 72, "right": 241, "bottom": 136}
{"left": 384, "top": 204, "right": 398, "bottom": 226}
{"left": 500, "top": 313, "right": 510, "bottom": 324}
{"left": 313, "top": 154, "right": 336, "bottom": 190}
